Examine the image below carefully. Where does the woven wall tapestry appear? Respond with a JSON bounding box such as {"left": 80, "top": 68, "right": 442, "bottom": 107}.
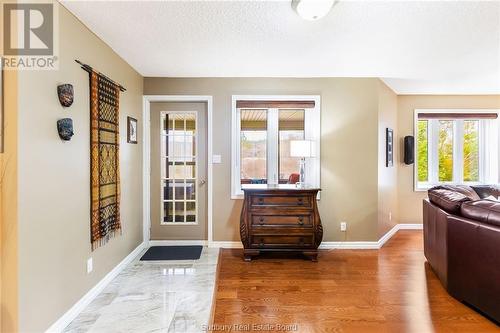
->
{"left": 90, "top": 71, "right": 121, "bottom": 250}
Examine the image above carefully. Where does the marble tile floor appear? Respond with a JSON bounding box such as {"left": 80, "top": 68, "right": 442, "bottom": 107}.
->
{"left": 64, "top": 247, "right": 219, "bottom": 333}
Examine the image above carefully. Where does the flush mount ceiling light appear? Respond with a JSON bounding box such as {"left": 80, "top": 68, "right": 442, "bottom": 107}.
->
{"left": 292, "top": 0, "right": 336, "bottom": 21}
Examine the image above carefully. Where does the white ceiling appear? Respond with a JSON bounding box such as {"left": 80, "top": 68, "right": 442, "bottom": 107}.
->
{"left": 62, "top": 0, "right": 500, "bottom": 94}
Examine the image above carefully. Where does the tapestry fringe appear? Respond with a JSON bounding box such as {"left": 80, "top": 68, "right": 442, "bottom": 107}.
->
{"left": 91, "top": 227, "right": 123, "bottom": 251}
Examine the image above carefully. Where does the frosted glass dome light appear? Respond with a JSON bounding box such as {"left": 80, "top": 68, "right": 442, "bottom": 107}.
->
{"left": 292, "top": 0, "right": 336, "bottom": 21}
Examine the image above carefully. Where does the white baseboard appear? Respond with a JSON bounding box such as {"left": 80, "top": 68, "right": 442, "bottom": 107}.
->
{"left": 144, "top": 224, "right": 422, "bottom": 250}
{"left": 377, "top": 223, "right": 401, "bottom": 248}
{"left": 208, "top": 223, "right": 423, "bottom": 250}
{"left": 45, "top": 242, "right": 146, "bottom": 333}
{"left": 322, "top": 223, "right": 423, "bottom": 249}
{"left": 148, "top": 240, "right": 208, "bottom": 246}
{"left": 398, "top": 223, "right": 423, "bottom": 230}
{"left": 209, "top": 241, "right": 243, "bottom": 248}
{"left": 319, "top": 241, "right": 379, "bottom": 249}
{"left": 147, "top": 240, "right": 238, "bottom": 248}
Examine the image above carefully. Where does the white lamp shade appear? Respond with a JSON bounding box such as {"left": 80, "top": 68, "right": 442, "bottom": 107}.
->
{"left": 290, "top": 140, "right": 313, "bottom": 158}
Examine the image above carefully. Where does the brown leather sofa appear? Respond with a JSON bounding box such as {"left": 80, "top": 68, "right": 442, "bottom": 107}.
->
{"left": 424, "top": 185, "right": 500, "bottom": 323}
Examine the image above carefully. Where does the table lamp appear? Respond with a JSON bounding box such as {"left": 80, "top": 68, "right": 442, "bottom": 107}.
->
{"left": 290, "top": 140, "right": 313, "bottom": 187}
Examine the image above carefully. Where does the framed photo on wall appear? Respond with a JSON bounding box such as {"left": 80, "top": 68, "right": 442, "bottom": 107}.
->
{"left": 127, "top": 116, "right": 138, "bottom": 144}
{"left": 386, "top": 128, "right": 393, "bottom": 167}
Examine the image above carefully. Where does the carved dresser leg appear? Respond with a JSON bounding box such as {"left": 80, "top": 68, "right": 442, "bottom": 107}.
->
{"left": 244, "top": 249, "right": 259, "bottom": 261}
{"left": 303, "top": 250, "right": 318, "bottom": 262}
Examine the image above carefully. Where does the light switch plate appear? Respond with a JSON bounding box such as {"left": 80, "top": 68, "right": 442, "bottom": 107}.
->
{"left": 212, "top": 155, "right": 222, "bottom": 164}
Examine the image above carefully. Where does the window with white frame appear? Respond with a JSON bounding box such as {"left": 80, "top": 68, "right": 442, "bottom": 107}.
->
{"left": 415, "top": 110, "right": 500, "bottom": 190}
{"left": 231, "top": 96, "right": 321, "bottom": 198}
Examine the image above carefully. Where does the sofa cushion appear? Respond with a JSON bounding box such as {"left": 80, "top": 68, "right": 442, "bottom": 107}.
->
{"left": 471, "top": 185, "right": 500, "bottom": 199}
{"left": 433, "top": 185, "right": 480, "bottom": 201}
{"left": 461, "top": 200, "right": 500, "bottom": 227}
{"left": 428, "top": 188, "right": 471, "bottom": 214}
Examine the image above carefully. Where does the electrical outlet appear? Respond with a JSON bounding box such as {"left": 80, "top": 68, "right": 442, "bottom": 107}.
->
{"left": 87, "top": 258, "right": 93, "bottom": 274}
{"left": 340, "top": 222, "right": 347, "bottom": 232}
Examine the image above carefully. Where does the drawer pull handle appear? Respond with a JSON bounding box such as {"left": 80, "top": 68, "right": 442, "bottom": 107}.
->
{"left": 259, "top": 217, "right": 264, "bottom": 225}
{"left": 297, "top": 198, "right": 304, "bottom": 205}
{"left": 298, "top": 217, "right": 304, "bottom": 225}
{"left": 259, "top": 239, "right": 264, "bottom": 247}
{"left": 258, "top": 198, "right": 264, "bottom": 205}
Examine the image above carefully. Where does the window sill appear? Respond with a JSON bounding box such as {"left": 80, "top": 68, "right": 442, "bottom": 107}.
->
{"left": 415, "top": 182, "right": 485, "bottom": 192}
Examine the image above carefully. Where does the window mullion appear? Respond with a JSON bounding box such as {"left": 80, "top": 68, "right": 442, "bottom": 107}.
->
{"left": 455, "top": 120, "right": 464, "bottom": 184}
{"left": 429, "top": 120, "right": 439, "bottom": 184}
{"left": 497, "top": 118, "right": 500, "bottom": 183}
{"left": 267, "top": 108, "right": 279, "bottom": 185}
{"left": 479, "top": 120, "right": 487, "bottom": 183}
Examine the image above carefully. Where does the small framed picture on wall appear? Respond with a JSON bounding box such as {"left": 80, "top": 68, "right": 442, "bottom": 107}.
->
{"left": 386, "top": 128, "right": 393, "bottom": 167}
{"left": 127, "top": 116, "right": 138, "bottom": 144}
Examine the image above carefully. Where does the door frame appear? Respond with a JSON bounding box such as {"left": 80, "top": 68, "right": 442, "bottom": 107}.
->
{"left": 143, "top": 95, "right": 213, "bottom": 244}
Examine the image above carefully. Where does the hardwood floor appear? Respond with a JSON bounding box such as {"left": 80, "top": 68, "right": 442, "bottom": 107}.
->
{"left": 211, "top": 231, "right": 499, "bottom": 333}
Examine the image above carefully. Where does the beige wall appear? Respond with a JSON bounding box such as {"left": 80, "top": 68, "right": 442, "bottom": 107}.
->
{"left": 144, "top": 78, "right": 381, "bottom": 242}
{"left": 16, "top": 3, "right": 143, "bottom": 332}
{"left": 1, "top": 1, "right": 498, "bottom": 330}
{"left": 377, "top": 81, "right": 399, "bottom": 237}
{"left": 397, "top": 95, "right": 500, "bottom": 224}
{"left": 1, "top": 59, "right": 19, "bottom": 333}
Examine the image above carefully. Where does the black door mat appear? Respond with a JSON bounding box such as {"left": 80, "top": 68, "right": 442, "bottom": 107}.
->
{"left": 140, "top": 245, "right": 203, "bottom": 261}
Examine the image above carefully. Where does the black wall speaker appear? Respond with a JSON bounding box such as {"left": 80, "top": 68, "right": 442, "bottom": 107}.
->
{"left": 404, "top": 136, "right": 414, "bottom": 165}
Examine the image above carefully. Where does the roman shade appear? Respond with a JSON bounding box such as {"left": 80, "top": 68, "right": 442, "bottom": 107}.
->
{"left": 418, "top": 113, "right": 498, "bottom": 120}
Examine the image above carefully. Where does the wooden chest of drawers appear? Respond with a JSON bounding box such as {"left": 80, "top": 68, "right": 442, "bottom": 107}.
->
{"left": 240, "top": 185, "right": 323, "bottom": 261}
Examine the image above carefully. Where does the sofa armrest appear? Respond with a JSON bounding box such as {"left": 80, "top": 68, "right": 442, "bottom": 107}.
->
{"left": 423, "top": 199, "right": 449, "bottom": 289}
{"left": 447, "top": 215, "right": 500, "bottom": 322}
{"left": 446, "top": 216, "right": 481, "bottom": 305}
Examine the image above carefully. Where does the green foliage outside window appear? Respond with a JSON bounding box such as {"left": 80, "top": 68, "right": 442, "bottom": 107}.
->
{"left": 438, "top": 121, "right": 454, "bottom": 182}
{"left": 463, "top": 120, "right": 479, "bottom": 182}
{"left": 417, "top": 119, "right": 481, "bottom": 184}
{"left": 417, "top": 121, "right": 428, "bottom": 182}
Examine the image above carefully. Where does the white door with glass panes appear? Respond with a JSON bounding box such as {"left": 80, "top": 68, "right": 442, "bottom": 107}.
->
{"left": 149, "top": 102, "right": 207, "bottom": 240}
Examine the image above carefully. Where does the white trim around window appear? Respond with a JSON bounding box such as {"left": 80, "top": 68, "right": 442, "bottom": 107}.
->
{"left": 413, "top": 109, "right": 500, "bottom": 191}
{"left": 231, "top": 95, "right": 321, "bottom": 199}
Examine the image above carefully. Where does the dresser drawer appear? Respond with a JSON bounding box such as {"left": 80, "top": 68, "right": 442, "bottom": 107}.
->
{"left": 251, "top": 215, "right": 312, "bottom": 227}
{"left": 250, "top": 195, "right": 311, "bottom": 208}
{"left": 250, "top": 235, "right": 313, "bottom": 248}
